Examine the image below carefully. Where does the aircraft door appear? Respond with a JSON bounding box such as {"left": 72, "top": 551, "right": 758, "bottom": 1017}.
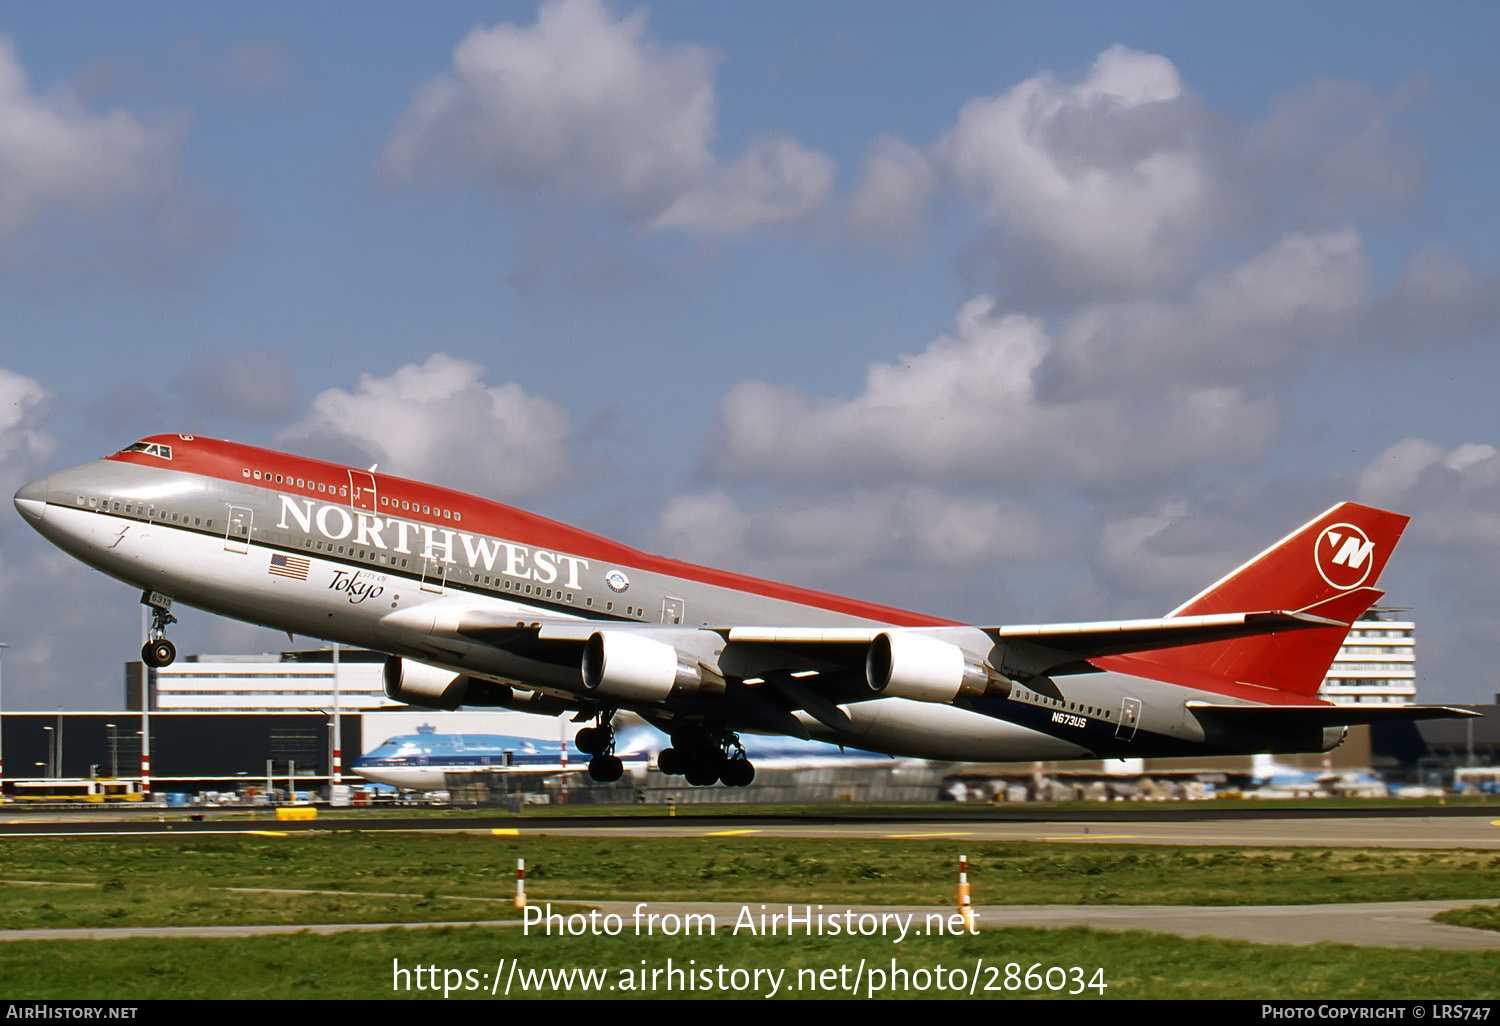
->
{"left": 225, "top": 506, "right": 252, "bottom": 554}
{"left": 420, "top": 557, "right": 447, "bottom": 594}
{"left": 348, "top": 471, "right": 378, "bottom": 514}
{"left": 1115, "top": 697, "right": 1142, "bottom": 741}
{"left": 661, "top": 596, "right": 685, "bottom": 625}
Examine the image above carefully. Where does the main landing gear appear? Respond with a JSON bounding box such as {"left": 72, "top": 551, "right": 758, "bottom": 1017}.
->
{"left": 141, "top": 592, "right": 178, "bottom": 668}
{"left": 656, "top": 725, "right": 755, "bottom": 788}
{"left": 575, "top": 715, "right": 624, "bottom": 783}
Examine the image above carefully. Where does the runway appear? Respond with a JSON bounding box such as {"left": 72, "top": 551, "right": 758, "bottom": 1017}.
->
{"left": 3, "top": 805, "right": 1498, "bottom": 848}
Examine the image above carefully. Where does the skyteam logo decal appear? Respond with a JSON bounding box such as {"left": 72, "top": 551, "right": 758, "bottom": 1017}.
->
{"left": 1316, "top": 523, "right": 1376, "bottom": 590}
{"left": 604, "top": 569, "right": 630, "bottom": 593}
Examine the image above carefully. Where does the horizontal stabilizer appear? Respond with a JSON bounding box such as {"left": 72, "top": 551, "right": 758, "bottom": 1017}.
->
{"left": 1187, "top": 701, "right": 1480, "bottom": 729}
{"left": 990, "top": 610, "right": 1345, "bottom": 660}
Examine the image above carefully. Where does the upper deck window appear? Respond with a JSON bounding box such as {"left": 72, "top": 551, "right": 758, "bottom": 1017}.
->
{"left": 119, "top": 441, "right": 173, "bottom": 460}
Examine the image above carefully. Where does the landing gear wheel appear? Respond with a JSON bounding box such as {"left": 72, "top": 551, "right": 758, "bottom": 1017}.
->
{"left": 656, "top": 747, "right": 683, "bottom": 775}
{"left": 721, "top": 758, "right": 755, "bottom": 788}
{"left": 142, "top": 638, "right": 176, "bottom": 668}
{"left": 588, "top": 754, "right": 624, "bottom": 783}
{"left": 683, "top": 751, "right": 723, "bottom": 787}
{"left": 140, "top": 594, "right": 178, "bottom": 668}
{"left": 575, "top": 726, "right": 608, "bottom": 756}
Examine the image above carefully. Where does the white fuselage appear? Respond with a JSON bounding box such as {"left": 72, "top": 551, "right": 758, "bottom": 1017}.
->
{"left": 16, "top": 443, "right": 1102, "bottom": 763}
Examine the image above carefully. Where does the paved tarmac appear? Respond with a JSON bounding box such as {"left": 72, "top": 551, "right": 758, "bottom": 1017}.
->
{"left": 509, "top": 814, "right": 1500, "bottom": 849}
{"left": 5, "top": 806, "right": 1499, "bottom": 848}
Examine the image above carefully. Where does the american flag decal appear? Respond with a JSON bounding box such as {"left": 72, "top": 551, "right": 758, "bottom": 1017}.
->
{"left": 268, "top": 553, "right": 310, "bottom": 580}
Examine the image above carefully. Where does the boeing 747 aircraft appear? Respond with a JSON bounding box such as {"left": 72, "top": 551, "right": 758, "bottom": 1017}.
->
{"left": 13, "top": 435, "right": 1475, "bottom": 786}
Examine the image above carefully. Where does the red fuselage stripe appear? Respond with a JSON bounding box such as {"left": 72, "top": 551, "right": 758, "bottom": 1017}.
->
{"left": 112, "top": 435, "right": 958, "bottom": 627}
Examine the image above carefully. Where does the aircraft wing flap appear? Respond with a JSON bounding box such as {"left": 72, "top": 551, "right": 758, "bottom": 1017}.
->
{"left": 726, "top": 627, "right": 884, "bottom": 643}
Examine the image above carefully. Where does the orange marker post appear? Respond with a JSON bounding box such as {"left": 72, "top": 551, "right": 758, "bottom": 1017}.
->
{"left": 514, "top": 857, "right": 526, "bottom": 909}
{"left": 958, "top": 854, "right": 973, "bottom": 930}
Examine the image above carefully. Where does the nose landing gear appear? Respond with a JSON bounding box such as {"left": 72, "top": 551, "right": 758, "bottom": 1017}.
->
{"left": 141, "top": 592, "right": 178, "bottom": 668}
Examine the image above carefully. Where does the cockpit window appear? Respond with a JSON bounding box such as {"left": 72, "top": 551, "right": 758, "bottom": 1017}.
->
{"left": 120, "top": 441, "right": 173, "bottom": 460}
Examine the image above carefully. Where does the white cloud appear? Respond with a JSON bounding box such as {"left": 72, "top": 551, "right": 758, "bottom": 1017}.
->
{"left": 847, "top": 134, "right": 937, "bottom": 246}
{"left": 1095, "top": 501, "right": 1245, "bottom": 601}
{"left": 855, "top": 46, "right": 1427, "bottom": 305}
{"left": 1356, "top": 439, "right": 1500, "bottom": 548}
{"left": 650, "top": 133, "right": 834, "bottom": 235}
{"left": 652, "top": 490, "right": 752, "bottom": 568}
{"left": 652, "top": 487, "right": 1051, "bottom": 585}
{"left": 383, "top": 0, "right": 833, "bottom": 234}
{"left": 0, "top": 366, "right": 55, "bottom": 496}
{"left": 0, "top": 37, "right": 179, "bottom": 242}
{"left": 1351, "top": 440, "right": 1500, "bottom": 704}
{"left": 707, "top": 295, "right": 1276, "bottom": 491}
{"left": 1046, "top": 228, "right": 1368, "bottom": 394}
{"left": 1235, "top": 78, "right": 1424, "bottom": 224}
{"left": 935, "top": 44, "right": 1213, "bottom": 289}
{"left": 1366, "top": 246, "right": 1500, "bottom": 351}
{"left": 279, "top": 354, "right": 573, "bottom": 500}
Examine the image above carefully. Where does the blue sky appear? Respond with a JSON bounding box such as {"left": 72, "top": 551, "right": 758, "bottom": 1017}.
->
{"left": 2, "top": 1, "right": 1498, "bottom": 708}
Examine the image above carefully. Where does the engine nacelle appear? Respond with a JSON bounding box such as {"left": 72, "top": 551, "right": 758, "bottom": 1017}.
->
{"left": 582, "top": 631, "right": 704, "bottom": 703}
{"left": 383, "top": 657, "right": 469, "bottom": 709}
{"left": 382, "top": 656, "right": 566, "bottom": 712}
{"left": 865, "top": 631, "right": 1001, "bottom": 703}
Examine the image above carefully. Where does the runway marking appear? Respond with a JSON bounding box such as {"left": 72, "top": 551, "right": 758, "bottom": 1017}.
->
{"left": 244, "top": 831, "right": 288, "bottom": 837}
{"left": 704, "top": 829, "right": 761, "bottom": 836}
{"left": 490, "top": 829, "right": 520, "bottom": 836}
{"left": 883, "top": 832, "right": 973, "bottom": 839}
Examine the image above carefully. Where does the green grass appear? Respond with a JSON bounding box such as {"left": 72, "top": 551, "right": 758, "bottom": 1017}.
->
{"left": 0, "top": 832, "right": 1495, "bottom": 999}
{"left": 0, "top": 879, "right": 517, "bottom": 930}
{"left": 1435, "top": 905, "right": 1500, "bottom": 933}
{"left": 1, "top": 834, "right": 1497, "bottom": 917}
{"left": 0, "top": 926, "right": 1496, "bottom": 1000}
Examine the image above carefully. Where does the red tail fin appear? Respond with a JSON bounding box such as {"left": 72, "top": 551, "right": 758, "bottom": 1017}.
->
{"left": 1097, "top": 503, "right": 1409, "bottom": 697}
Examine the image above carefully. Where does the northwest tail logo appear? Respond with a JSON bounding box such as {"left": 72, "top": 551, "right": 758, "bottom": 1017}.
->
{"left": 1316, "top": 523, "right": 1376, "bottom": 590}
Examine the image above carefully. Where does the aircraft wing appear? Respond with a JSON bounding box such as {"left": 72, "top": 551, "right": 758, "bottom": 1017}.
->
{"left": 436, "top": 604, "right": 1354, "bottom": 697}
{"left": 454, "top": 607, "right": 1344, "bottom": 651}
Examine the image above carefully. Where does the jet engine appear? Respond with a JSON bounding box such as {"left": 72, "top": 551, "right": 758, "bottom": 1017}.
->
{"left": 582, "top": 630, "right": 711, "bottom": 703}
{"left": 865, "top": 631, "right": 1004, "bottom": 703}
{"left": 382, "top": 656, "right": 567, "bottom": 712}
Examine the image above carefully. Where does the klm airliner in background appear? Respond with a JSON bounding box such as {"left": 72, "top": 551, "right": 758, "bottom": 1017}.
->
{"left": 353, "top": 722, "right": 892, "bottom": 791}
{"left": 352, "top": 725, "right": 582, "bottom": 791}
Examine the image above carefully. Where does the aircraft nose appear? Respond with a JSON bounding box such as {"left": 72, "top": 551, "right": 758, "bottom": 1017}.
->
{"left": 13, "top": 474, "right": 48, "bottom": 527}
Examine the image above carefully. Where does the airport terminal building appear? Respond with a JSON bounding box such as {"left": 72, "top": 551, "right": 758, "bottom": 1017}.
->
{"left": 1318, "top": 609, "right": 1417, "bottom": 706}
